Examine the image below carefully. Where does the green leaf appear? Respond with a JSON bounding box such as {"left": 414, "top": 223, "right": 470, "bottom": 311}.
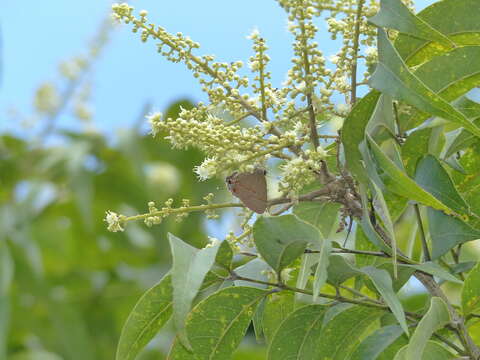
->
{"left": 360, "top": 267, "right": 409, "bottom": 335}
{"left": 253, "top": 215, "right": 320, "bottom": 273}
{"left": 313, "top": 305, "right": 383, "bottom": 360}
{"left": 374, "top": 263, "right": 415, "bottom": 293}
{"left": 327, "top": 255, "right": 360, "bottom": 286}
{"left": 267, "top": 304, "right": 327, "bottom": 360}
{"left": 234, "top": 258, "right": 271, "bottom": 288}
{"left": 252, "top": 298, "right": 265, "bottom": 343}
{"left": 402, "top": 262, "right": 462, "bottom": 284}
{"left": 350, "top": 325, "right": 404, "bottom": 360}
{"left": 355, "top": 227, "right": 382, "bottom": 269}
{"left": 169, "top": 233, "right": 220, "bottom": 348}
{"left": 215, "top": 240, "right": 233, "bottom": 270}
{"left": 117, "top": 272, "right": 221, "bottom": 360}
{"left": 369, "top": 0, "right": 453, "bottom": 47}
{"left": 167, "top": 337, "right": 198, "bottom": 360}
{"left": 369, "top": 29, "right": 480, "bottom": 138}
{"left": 402, "top": 128, "right": 433, "bottom": 177}
{"left": 366, "top": 94, "right": 396, "bottom": 138}
{"left": 8, "top": 350, "right": 64, "bottom": 360}
{"left": 0, "top": 239, "right": 12, "bottom": 360}
{"left": 452, "top": 261, "right": 476, "bottom": 274}
{"left": 342, "top": 91, "right": 381, "bottom": 183}
{"left": 395, "top": 0, "right": 480, "bottom": 65}
{"left": 262, "top": 292, "right": 295, "bottom": 343}
{"left": 358, "top": 187, "right": 392, "bottom": 255}
{"left": 445, "top": 99, "right": 480, "bottom": 157}
{"left": 293, "top": 202, "right": 340, "bottom": 238}
{"left": 427, "top": 208, "right": 480, "bottom": 259}
{"left": 296, "top": 251, "right": 317, "bottom": 302}
{"left": 116, "top": 274, "right": 173, "bottom": 360}
{"left": 402, "top": 297, "right": 450, "bottom": 360}
{"left": 394, "top": 341, "right": 455, "bottom": 360}
{"left": 367, "top": 135, "right": 453, "bottom": 214}
{"left": 312, "top": 238, "right": 331, "bottom": 301}
{"left": 186, "top": 286, "right": 267, "bottom": 360}
{"left": 402, "top": 47, "right": 480, "bottom": 132}
{"left": 462, "top": 261, "right": 480, "bottom": 316}
{"left": 415, "top": 155, "right": 469, "bottom": 215}
{"left": 370, "top": 181, "right": 398, "bottom": 278}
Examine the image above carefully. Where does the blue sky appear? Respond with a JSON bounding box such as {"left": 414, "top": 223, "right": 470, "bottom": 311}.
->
{"left": 1, "top": 0, "right": 434, "bottom": 137}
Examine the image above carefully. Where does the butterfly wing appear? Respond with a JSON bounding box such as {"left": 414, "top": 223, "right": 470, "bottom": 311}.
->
{"left": 227, "top": 169, "right": 267, "bottom": 214}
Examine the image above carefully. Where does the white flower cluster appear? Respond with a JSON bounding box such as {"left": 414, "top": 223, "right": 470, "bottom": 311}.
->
{"left": 112, "top": 3, "right": 256, "bottom": 119}
{"left": 278, "top": 0, "right": 329, "bottom": 102}
{"left": 104, "top": 211, "right": 125, "bottom": 232}
{"left": 148, "top": 109, "right": 301, "bottom": 179}
{"left": 279, "top": 147, "right": 328, "bottom": 194}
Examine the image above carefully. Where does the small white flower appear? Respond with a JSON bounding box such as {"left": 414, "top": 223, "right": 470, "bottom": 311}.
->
{"left": 147, "top": 112, "right": 163, "bottom": 136}
{"left": 365, "top": 46, "right": 377, "bottom": 57}
{"left": 330, "top": 116, "right": 344, "bottom": 132}
{"left": 286, "top": 20, "right": 296, "bottom": 32}
{"left": 320, "top": 87, "right": 332, "bottom": 96}
{"left": 247, "top": 27, "right": 260, "bottom": 40}
{"left": 316, "top": 145, "right": 329, "bottom": 158}
{"left": 280, "top": 267, "right": 294, "bottom": 282}
{"left": 194, "top": 157, "right": 218, "bottom": 181}
{"left": 329, "top": 54, "right": 339, "bottom": 64}
{"left": 336, "top": 103, "right": 350, "bottom": 115}
{"left": 206, "top": 237, "right": 220, "bottom": 248}
{"left": 296, "top": 81, "right": 306, "bottom": 92}
{"left": 105, "top": 211, "right": 124, "bottom": 232}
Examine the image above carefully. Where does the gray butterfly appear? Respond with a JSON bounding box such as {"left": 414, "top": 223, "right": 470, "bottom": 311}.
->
{"left": 226, "top": 168, "right": 268, "bottom": 214}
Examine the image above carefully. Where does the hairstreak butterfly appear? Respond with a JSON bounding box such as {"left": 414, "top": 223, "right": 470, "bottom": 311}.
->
{"left": 226, "top": 168, "right": 267, "bottom": 214}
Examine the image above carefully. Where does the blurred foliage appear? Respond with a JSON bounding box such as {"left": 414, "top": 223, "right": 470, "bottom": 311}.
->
{"left": 0, "top": 100, "right": 231, "bottom": 359}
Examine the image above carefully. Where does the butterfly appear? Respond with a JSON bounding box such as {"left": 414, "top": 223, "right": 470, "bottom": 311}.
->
{"left": 226, "top": 168, "right": 268, "bottom": 214}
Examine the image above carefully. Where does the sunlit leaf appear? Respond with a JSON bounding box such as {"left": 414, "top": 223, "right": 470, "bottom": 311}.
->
{"left": 401, "top": 297, "right": 450, "bottom": 360}
{"left": 342, "top": 91, "right": 381, "bottom": 184}
{"left": 367, "top": 135, "right": 453, "bottom": 214}
{"left": 462, "top": 261, "right": 480, "bottom": 316}
{"left": 395, "top": 0, "right": 480, "bottom": 65}
{"left": 370, "top": 29, "right": 480, "bottom": 138}
{"left": 369, "top": 0, "right": 453, "bottom": 47}
{"left": 169, "top": 233, "right": 220, "bottom": 348}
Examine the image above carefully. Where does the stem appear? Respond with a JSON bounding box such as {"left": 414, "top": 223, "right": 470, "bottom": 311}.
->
{"left": 298, "top": 16, "right": 320, "bottom": 150}
{"left": 231, "top": 273, "right": 388, "bottom": 310}
{"left": 258, "top": 39, "right": 268, "bottom": 122}
{"left": 122, "top": 202, "right": 244, "bottom": 223}
{"left": 350, "top": 0, "right": 366, "bottom": 105}
{"left": 329, "top": 247, "right": 389, "bottom": 258}
{"left": 414, "top": 203, "right": 431, "bottom": 262}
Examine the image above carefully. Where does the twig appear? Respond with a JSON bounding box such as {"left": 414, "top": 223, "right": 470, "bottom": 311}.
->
{"left": 414, "top": 203, "right": 431, "bottom": 262}
{"left": 350, "top": 0, "right": 366, "bottom": 105}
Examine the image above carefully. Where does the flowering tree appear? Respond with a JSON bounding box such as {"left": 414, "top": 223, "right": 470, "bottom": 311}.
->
{"left": 109, "top": 0, "right": 480, "bottom": 359}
